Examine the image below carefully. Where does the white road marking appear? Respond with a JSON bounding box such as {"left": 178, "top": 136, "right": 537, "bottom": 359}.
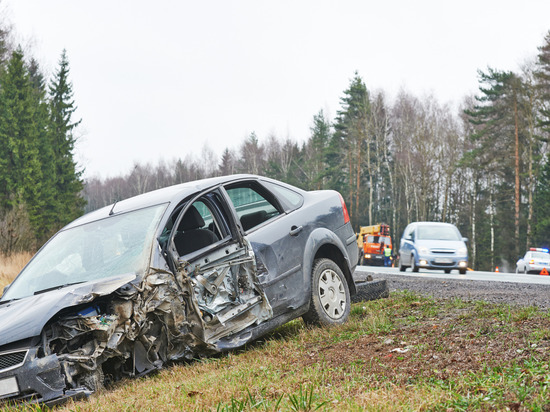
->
{"left": 355, "top": 266, "right": 550, "bottom": 286}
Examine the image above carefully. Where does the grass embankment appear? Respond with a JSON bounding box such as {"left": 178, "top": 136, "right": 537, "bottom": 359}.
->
{"left": 0, "top": 252, "right": 31, "bottom": 295}
{"left": 3, "top": 291, "right": 545, "bottom": 411}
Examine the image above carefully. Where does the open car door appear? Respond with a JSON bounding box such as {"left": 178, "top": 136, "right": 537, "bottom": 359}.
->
{"left": 164, "top": 187, "right": 273, "bottom": 350}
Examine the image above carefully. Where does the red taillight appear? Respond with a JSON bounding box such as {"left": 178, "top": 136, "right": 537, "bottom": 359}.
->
{"left": 338, "top": 193, "right": 350, "bottom": 224}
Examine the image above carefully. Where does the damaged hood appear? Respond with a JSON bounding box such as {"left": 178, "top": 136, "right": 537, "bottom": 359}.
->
{"left": 0, "top": 273, "right": 136, "bottom": 346}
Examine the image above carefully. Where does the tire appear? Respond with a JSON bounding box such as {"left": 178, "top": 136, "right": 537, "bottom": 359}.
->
{"left": 352, "top": 279, "right": 390, "bottom": 303}
{"left": 459, "top": 268, "right": 466, "bottom": 275}
{"left": 444, "top": 269, "right": 451, "bottom": 274}
{"left": 79, "top": 368, "right": 105, "bottom": 392}
{"left": 524, "top": 267, "right": 528, "bottom": 274}
{"left": 412, "top": 255, "right": 419, "bottom": 272}
{"left": 303, "top": 258, "right": 351, "bottom": 327}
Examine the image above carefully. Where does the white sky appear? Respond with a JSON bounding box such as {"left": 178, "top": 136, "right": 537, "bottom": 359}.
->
{"left": 2, "top": 0, "right": 550, "bottom": 179}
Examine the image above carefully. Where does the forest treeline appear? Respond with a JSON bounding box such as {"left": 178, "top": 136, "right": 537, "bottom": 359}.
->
{"left": 1, "top": 12, "right": 549, "bottom": 272}
{"left": 84, "top": 30, "right": 550, "bottom": 272}
{"left": 0, "top": 23, "right": 83, "bottom": 254}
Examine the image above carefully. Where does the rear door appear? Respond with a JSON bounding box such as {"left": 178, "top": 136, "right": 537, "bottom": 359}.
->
{"left": 222, "top": 179, "right": 309, "bottom": 317}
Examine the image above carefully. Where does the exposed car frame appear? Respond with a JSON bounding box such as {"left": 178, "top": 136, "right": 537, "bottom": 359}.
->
{"left": 0, "top": 175, "right": 358, "bottom": 406}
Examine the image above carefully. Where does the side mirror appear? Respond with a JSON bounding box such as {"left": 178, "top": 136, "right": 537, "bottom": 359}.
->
{"left": 2, "top": 284, "right": 10, "bottom": 296}
{"left": 462, "top": 237, "right": 469, "bottom": 243}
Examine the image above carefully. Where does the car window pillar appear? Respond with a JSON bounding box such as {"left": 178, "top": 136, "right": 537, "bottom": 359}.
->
{"left": 217, "top": 186, "right": 247, "bottom": 247}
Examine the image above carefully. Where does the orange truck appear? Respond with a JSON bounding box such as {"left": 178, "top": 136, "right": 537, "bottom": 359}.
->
{"left": 357, "top": 224, "right": 392, "bottom": 266}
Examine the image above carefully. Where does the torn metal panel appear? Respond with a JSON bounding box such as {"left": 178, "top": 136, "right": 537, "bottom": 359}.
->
{"left": 0, "top": 273, "right": 136, "bottom": 347}
{"left": 176, "top": 239, "right": 273, "bottom": 347}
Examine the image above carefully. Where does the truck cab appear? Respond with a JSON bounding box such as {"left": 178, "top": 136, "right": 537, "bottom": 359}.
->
{"left": 359, "top": 224, "right": 392, "bottom": 266}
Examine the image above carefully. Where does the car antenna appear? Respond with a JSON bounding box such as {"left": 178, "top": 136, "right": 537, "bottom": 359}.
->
{"left": 109, "top": 200, "right": 119, "bottom": 216}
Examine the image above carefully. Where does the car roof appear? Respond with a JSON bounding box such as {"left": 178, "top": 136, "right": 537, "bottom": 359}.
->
{"left": 64, "top": 174, "right": 273, "bottom": 229}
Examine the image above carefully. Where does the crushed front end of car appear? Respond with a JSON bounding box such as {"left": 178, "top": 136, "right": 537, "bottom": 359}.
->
{"left": 0, "top": 241, "right": 272, "bottom": 406}
{"left": 0, "top": 274, "right": 138, "bottom": 406}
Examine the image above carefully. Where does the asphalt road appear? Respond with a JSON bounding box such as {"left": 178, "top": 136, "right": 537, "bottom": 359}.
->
{"left": 355, "top": 265, "right": 550, "bottom": 286}
{"left": 354, "top": 264, "right": 550, "bottom": 309}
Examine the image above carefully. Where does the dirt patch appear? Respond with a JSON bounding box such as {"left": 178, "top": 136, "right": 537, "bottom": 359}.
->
{"left": 299, "top": 303, "right": 550, "bottom": 387}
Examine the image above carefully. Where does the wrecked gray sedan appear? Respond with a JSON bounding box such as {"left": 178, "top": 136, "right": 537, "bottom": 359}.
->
{"left": 0, "top": 174, "right": 358, "bottom": 405}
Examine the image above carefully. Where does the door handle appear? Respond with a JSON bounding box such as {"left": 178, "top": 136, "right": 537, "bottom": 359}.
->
{"left": 289, "top": 225, "right": 303, "bottom": 236}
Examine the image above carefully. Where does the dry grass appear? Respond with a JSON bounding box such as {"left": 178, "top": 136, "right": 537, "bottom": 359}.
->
{"left": 0, "top": 252, "right": 32, "bottom": 295}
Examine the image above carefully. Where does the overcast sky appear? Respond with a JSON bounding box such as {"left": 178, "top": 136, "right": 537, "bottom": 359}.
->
{"left": 2, "top": 0, "right": 550, "bottom": 179}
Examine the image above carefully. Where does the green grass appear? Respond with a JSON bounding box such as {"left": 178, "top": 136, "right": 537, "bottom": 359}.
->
{"left": 3, "top": 291, "right": 550, "bottom": 411}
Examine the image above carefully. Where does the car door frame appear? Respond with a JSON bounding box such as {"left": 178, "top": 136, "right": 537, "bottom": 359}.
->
{"left": 163, "top": 184, "right": 273, "bottom": 346}
{"left": 217, "top": 177, "right": 310, "bottom": 317}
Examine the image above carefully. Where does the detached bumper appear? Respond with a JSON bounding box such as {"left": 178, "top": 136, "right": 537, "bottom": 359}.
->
{"left": 0, "top": 347, "right": 87, "bottom": 406}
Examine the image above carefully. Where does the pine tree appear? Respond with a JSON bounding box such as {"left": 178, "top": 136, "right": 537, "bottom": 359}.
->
{"left": 218, "top": 148, "right": 238, "bottom": 176}
{"left": 330, "top": 72, "right": 371, "bottom": 227}
{"left": 48, "top": 49, "right": 85, "bottom": 226}
{"left": 535, "top": 30, "right": 550, "bottom": 131}
{"left": 0, "top": 48, "right": 45, "bottom": 246}
{"left": 28, "top": 58, "right": 59, "bottom": 240}
{"left": 465, "top": 68, "right": 526, "bottom": 263}
{"left": 306, "top": 110, "right": 331, "bottom": 190}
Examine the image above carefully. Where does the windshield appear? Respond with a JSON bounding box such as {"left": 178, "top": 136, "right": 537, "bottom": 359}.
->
{"left": 366, "top": 236, "right": 390, "bottom": 245}
{"left": 417, "top": 225, "right": 461, "bottom": 241}
{"left": 531, "top": 252, "right": 550, "bottom": 260}
{"left": 2, "top": 204, "right": 167, "bottom": 301}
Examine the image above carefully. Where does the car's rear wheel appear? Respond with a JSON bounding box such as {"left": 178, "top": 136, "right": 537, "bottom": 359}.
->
{"left": 303, "top": 258, "right": 350, "bottom": 326}
{"left": 444, "top": 269, "right": 451, "bottom": 274}
{"left": 459, "top": 268, "right": 466, "bottom": 275}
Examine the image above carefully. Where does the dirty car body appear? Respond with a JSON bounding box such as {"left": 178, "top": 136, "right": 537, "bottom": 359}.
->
{"left": 0, "top": 175, "right": 358, "bottom": 405}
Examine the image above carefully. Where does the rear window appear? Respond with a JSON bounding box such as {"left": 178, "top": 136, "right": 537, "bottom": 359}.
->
{"left": 261, "top": 180, "right": 303, "bottom": 211}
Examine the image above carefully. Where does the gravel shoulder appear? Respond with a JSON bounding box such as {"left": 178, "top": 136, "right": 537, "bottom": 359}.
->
{"left": 354, "top": 270, "right": 550, "bottom": 310}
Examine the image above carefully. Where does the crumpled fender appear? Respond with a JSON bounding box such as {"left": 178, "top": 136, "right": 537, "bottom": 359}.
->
{"left": 0, "top": 273, "right": 136, "bottom": 346}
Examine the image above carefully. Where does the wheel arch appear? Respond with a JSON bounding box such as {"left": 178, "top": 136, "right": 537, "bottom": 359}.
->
{"left": 302, "top": 228, "right": 357, "bottom": 296}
